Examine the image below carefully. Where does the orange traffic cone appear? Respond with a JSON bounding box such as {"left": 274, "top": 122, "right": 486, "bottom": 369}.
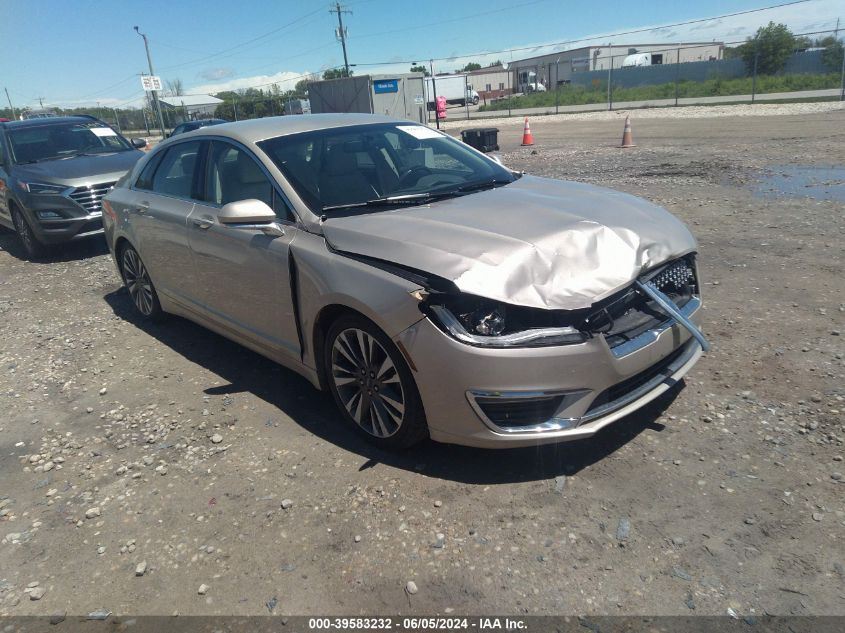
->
{"left": 521, "top": 117, "right": 534, "bottom": 146}
{"left": 620, "top": 115, "right": 635, "bottom": 148}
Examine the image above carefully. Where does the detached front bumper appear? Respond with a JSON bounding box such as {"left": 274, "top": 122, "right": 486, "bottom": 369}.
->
{"left": 396, "top": 300, "right": 703, "bottom": 449}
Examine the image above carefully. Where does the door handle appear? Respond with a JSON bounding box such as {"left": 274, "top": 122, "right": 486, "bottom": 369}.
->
{"left": 135, "top": 201, "right": 150, "bottom": 214}
{"left": 192, "top": 217, "right": 214, "bottom": 230}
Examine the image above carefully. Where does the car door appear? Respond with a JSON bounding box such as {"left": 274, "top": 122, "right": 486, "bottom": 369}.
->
{"left": 129, "top": 140, "right": 203, "bottom": 308}
{"left": 187, "top": 139, "right": 300, "bottom": 360}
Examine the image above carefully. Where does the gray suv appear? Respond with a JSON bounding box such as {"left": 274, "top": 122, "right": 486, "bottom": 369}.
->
{"left": 0, "top": 116, "right": 146, "bottom": 257}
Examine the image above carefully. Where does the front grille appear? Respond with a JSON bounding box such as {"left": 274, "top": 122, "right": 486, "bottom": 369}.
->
{"left": 474, "top": 394, "right": 565, "bottom": 427}
{"left": 67, "top": 182, "right": 115, "bottom": 214}
{"left": 586, "top": 255, "right": 698, "bottom": 349}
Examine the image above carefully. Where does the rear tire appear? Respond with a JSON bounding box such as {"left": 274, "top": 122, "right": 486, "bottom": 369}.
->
{"left": 324, "top": 315, "right": 428, "bottom": 450}
{"left": 11, "top": 206, "right": 46, "bottom": 259}
{"left": 119, "top": 244, "right": 164, "bottom": 322}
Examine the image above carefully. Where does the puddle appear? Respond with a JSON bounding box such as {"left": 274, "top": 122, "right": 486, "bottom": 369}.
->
{"left": 754, "top": 165, "right": 845, "bottom": 203}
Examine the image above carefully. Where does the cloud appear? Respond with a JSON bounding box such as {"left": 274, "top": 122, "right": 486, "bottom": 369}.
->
{"left": 199, "top": 67, "right": 236, "bottom": 81}
{"left": 187, "top": 70, "right": 311, "bottom": 95}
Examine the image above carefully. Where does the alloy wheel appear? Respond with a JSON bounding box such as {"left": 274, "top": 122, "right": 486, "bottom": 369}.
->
{"left": 122, "top": 248, "right": 155, "bottom": 316}
{"left": 330, "top": 328, "right": 406, "bottom": 438}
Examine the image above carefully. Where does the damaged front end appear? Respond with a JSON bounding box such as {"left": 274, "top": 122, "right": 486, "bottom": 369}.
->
{"left": 420, "top": 254, "right": 708, "bottom": 355}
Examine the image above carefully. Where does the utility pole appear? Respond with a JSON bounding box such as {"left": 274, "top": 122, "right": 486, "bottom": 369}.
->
{"left": 430, "top": 59, "right": 439, "bottom": 130}
{"left": 112, "top": 108, "right": 121, "bottom": 132}
{"left": 134, "top": 26, "right": 168, "bottom": 139}
{"left": 330, "top": 2, "right": 352, "bottom": 76}
{"left": 837, "top": 18, "right": 844, "bottom": 101}
{"left": 606, "top": 43, "right": 613, "bottom": 110}
{"left": 4, "top": 87, "right": 16, "bottom": 119}
{"left": 751, "top": 36, "right": 759, "bottom": 103}
{"left": 38, "top": 96, "right": 44, "bottom": 108}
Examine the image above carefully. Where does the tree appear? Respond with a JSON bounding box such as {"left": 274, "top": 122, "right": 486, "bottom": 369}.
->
{"left": 294, "top": 79, "right": 310, "bottom": 96}
{"left": 409, "top": 64, "right": 430, "bottom": 76}
{"left": 819, "top": 35, "right": 845, "bottom": 73}
{"left": 460, "top": 62, "right": 481, "bottom": 72}
{"left": 487, "top": 60, "right": 503, "bottom": 68}
{"left": 166, "top": 78, "right": 184, "bottom": 96}
{"left": 738, "top": 22, "right": 796, "bottom": 75}
{"left": 322, "top": 68, "right": 352, "bottom": 80}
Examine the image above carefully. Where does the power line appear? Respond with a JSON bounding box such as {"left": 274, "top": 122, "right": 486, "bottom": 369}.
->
{"left": 350, "top": 0, "right": 817, "bottom": 67}
{"left": 157, "top": 7, "right": 325, "bottom": 72}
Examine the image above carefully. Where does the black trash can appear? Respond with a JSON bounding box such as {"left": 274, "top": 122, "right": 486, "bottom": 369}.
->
{"left": 461, "top": 127, "right": 499, "bottom": 153}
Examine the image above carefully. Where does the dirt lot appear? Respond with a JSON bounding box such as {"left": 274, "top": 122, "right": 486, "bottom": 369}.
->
{"left": 1, "top": 108, "right": 843, "bottom": 619}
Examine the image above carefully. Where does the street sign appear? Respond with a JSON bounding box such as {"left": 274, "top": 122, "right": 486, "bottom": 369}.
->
{"left": 141, "top": 75, "right": 163, "bottom": 92}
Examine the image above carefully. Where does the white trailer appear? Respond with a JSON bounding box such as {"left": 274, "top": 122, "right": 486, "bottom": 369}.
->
{"left": 424, "top": 75, "right": 479, "bottom": 108}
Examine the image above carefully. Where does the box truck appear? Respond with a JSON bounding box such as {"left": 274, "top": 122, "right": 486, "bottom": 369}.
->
{"left": 424, "top": 75, "right": 479, "bottom": 108}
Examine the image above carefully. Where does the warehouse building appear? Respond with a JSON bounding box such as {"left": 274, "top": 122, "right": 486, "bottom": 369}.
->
{"left": 509, "top": 42, "right": 724, "bottom": 91}
{"left": 464, "top": 65, "right": 514, "bottom": 102}
{"left": 159, "top": 94, "right": 223, "bottom": 119}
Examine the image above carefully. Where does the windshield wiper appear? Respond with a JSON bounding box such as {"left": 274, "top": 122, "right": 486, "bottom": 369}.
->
{"left": 456, "top": 178, "right": 513, "bottom": 193}
{"left": 322, "top": 191, "right": 460, "bottom": 212}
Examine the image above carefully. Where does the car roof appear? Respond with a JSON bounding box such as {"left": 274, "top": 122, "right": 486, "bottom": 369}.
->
{"left": 1, "top": 115, "right": 106, "bottom": 129}
{"left": 183, "top": 113, "right": 403, "bottom": 144}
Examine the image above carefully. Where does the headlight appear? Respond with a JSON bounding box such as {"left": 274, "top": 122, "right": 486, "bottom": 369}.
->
{"left": 18, "top": 181, "right": 66, "bottom": 195}
{"left": 426, "top": 294, "right": 585, "bottom": 348}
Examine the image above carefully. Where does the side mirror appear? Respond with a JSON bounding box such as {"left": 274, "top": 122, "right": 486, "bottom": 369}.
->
{"left": 131, "top": 138, "right": 147, "bottom": 149}
{"left": 218, "top": 199, "right": 276, "bottom": 225}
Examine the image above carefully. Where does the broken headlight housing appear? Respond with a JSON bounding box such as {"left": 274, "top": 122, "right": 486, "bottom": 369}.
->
{"left": 426, "top": 294, "right": 586, "bottom": 348}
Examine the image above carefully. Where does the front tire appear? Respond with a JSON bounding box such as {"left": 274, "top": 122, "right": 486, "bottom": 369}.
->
{"left": 11, "top": 207, "right": 46, "bottom": 259}
{"left": 120, "top": 244, "right": 164, "bottom": 321}
{"left": 324, "top": 315, "right": 428, "bottom": 450}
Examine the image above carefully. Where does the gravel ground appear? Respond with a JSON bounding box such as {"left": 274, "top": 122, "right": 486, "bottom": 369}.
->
{"left": 0, "top": 109, "right": 843, "bottom": 619}
{"left": 444, "top": 100, "right": 845, "bottom": 130}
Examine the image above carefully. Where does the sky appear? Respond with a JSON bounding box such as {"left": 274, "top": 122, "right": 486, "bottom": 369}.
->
{"left": 1, "top": 0, "right": 842, "bottom": 110}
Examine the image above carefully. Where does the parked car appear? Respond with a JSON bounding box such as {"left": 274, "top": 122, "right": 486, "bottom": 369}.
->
{"left": 169, "top": 118, "right": 227, "bottom": 137}
{"left": 0, "top": 116, "right": 146, "bottom": 257}
{"left": 102, "top": 114, "right": 706, "bottom": 450}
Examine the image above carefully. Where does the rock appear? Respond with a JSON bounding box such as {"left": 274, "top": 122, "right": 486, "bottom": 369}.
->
{"left": 405, "top": 581, "right": 418, "bottom": 595}
{"left": 43, "top": 461, "right": 55, "bottom": 472}
{"left": 99, "top": 387, "right": 107, "bottom": 396}
{"left": 812, "top": 512, "right": 823, "bottom": 522}
{"left": 281, "top": 499, "right": 293, "bottom": 510}
{"left": 49, "top": 612, "right": 67, "bottom": 625}
{"left": 198, "top": 584, "right": 209, "bottom": 595}
{"left": 616, "top": 518, "right": 630, "bottom": 541}
{"left": 433, "top": 533, "right": 445, "bottom": 548}
{"left": 135, "top": 561, "right": 147, "bottom": 576}
{"left": 434, "top": 500, "right": 442, "bottom": 508}
{"left": 354, "top": 535, "right": 361, "bottom": 543}
{"left": 831, "top": 472, "right": 842, "bottom": 481}
{"left": 85, "top": 507, "right": 101, "bottom": 519}
{"left": 744, "top": 517, "right": 755, "bottom": 525}
{"left": 672, "top": 566, "right": 693, "bottom": 581}
{"left": 553, "top": 475, "right": 567, "bottom": 494}
{"left": 210, "top": 434, "right": 223, "bottom": 444}
{"left": 29, "top": 587, "right": 46, "bottom": 600}
{"left": 672, "top": 536, "right": 685, "bottom": 546}
{"left": 155, "top": 465, "right": 167, "bottom": 476}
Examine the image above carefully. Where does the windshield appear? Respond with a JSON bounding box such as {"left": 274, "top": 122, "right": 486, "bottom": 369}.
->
{"left": 257, "top": 123, "right": 515, "bottom": 213}
{"left": 8, "top": 121, "right": 132, "bottom": 164}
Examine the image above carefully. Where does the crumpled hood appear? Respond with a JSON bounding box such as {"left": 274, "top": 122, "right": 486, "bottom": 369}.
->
{"left": 13, "top": 151, "right": 143, "bottom": 186}
{"left": 322, "top": 175, "right": 697, "bottom": 310}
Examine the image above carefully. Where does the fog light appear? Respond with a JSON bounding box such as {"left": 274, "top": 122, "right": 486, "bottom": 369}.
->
{"left": 37, "top": 210, "right": 63, "bottom": 219}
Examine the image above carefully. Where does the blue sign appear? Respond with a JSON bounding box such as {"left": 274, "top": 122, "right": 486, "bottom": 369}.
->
{"left": 373, "top": 79, "right": 399, "bottom": 94}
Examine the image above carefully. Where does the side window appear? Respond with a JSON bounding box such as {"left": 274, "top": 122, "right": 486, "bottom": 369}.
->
{"left": 134, "top": 151, "right": 165, "bottom": 191}
{"left": 151, "top": 141, "right": 202, "bottom": 199}
{"left": 272, "top": 190, "right": 295, "bottom": 222}
{"left": 0, "top": 135, "right": 5, "bottom": 165}
{"left": 206, "top": 141, "right": 273, "bottom": 208}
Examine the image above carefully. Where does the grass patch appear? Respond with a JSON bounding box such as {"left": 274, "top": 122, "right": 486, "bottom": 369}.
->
{"left": 479, "top": 73, "right": 842, "bottom": 111}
